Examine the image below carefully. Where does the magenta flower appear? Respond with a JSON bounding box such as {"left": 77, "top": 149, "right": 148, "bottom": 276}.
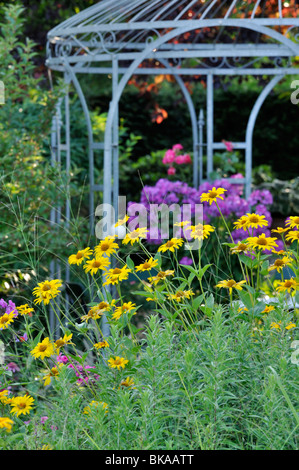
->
{"left": 223, "top": 140, "right": 233, "bottom": 152}
{"left": 6, "top": 362, "right": 20, "bottom": 373}
{"left": 167, "top": 166, "right": 176, "bottom": 175}
{"left": 172, "top": 143, "right": 183, "bottom": 151}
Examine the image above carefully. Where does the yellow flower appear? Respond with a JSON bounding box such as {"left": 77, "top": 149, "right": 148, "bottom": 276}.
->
{"left": 270, "top": 321, "right": 281, "bottom": 330}
{"left": 94, "top": 340, "right": 109, "bottom": 349}
{"left": 276, "top": 278, "right": 299, "bottom": 294}
{"left": 200, "top": 187, "right": 227, "bottom": 205}
{"left": 43, "top": 365, "right": 62, "bottom": 387}
{"left": 81, "top": 301, "right": 110, "bottom": 322}
{"left": 30, "top": 337, "right": 55, "bottom": 360}
{"left": 0, "top": 312, "right": 15, "bottom": 330}
{"left": 0, "top": 390, "right": 10, "bottom": 405}
{"left": 122, "top": 227, "right": 148, "bottom": 245}
{"left": 0, "top": 417, "right": 14, "bottom": 432}
{"left": 17, "top": 304, "right": 34, "bottom": 316}
{"left": 286, "top": 216, "right": 299, "bottom": 229}
{"left": 68, "top": 247, "right": 93, "bottom": 266}
{"left": 136, "top": 258, "right": 158, "bottom": 272}
{"left": 94, "top": 237, "right": 118, "bottom": 257}
{"left": 84, "top": 400, "right": 108, "bottom": 415}
{"left": 103, "top": 265, "right": 131, "bottom": 286}
{"left": 33, "top": 279, "right": 62, "bottom": 305}
{"left": 112, "top": 302, "right": 136, "bottom": 320}
{"left": 285, "top": 230, "right": 299, "bottom": 243}
{"left": 190, "top": 223, "right": 215, "bottom": 241}
{"left": 215, "top": 279, "right": 246, "bottom": 295}
{"left": 233, "top": 215, "right": 249, "bottom": 231}
{"left": 39, "top": 445, "right": 53, "bottom": 450}
{"left": 268, "top": 256, "right": 292, "bottom": 273}
{"left": 158, "top": 238, "right": 184, "bottom": 253}
{"left": 174, "top": 221, "right": 191, "bottom": 228}
{"left": 108, "top": 356, "right": 129, "bottom": 370}
{"left": 230, "top": 242, "right": 250, "bottom": 255}
{"left": 247, "top": 234, "right": 278, "bottom": 252}
{"left": 148, "top": 270, "right": 174, "bottom": 285}
{"left": 120, "top": 377, "right": 135, "bottom": 388}
{"left": 54, "top": 333, "right": 74, "bottom": 350}
{"left": 168, "top": 289, "right": 194, "bottom": 302}
{"left": 83, "top": 256, "right": 110, "bottom": 275}
{"left": 271, "top": 227, "right": 289, "bottom": 234}
{"left": 261, "top": 305, "right": 275, "bottom": 314}
{"left": 114, "top": 215, "right": 129, "bottom": 227}
{"left": 243, "top": 213, "right": 268, "bottom": 230}
{"left": 286, "top": 322, "right": 296, "bottom": 330}
{"left": 10, "top": 395, "right": 34, "bottom": 417}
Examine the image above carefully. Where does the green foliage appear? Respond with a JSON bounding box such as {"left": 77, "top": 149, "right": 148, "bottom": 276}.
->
{"left": 259, "top": 177, "right": 299, "bottom": 216}
{"left": 0, "top": 4, "right": 72, "bottom": 292}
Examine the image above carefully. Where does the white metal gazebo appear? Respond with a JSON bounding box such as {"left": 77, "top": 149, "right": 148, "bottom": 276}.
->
{"left": 46, "top": 0, "right": 299, "bottom": 230}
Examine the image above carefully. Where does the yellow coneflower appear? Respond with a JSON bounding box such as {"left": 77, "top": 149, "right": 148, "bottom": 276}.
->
{"left": 103, "top": 265, "right": 131, "bottom": 286}
{"left": 247, "top": 234, "right": 278, "bottom": 252}
{"left": 112, "top": 302, "right": 136, "bottom": 320}
{"left": 0, "top": 417, "right": 14, "bottom": 432}
{"left": 270, "top": 321, "right": 281, "bottom": 330}
{"left": 215, "top": 279, "right": 246, "bottom": 295}
{"left": 275, "top": 278, "right": 299, "bottom": 294}
{"left": 148, "top": 270, "right": 174, "bottom": 285}
{"left": 122, "top": 227, "right": 148, "bottom": 245}
{"left": 43, "top": 365, "right": 62, "bottom": 387}
{"left": 0, "top": 390, "right": 10, "bottom": 405}
{"left": 136, "top": 258, "right": 158, "bottom": 272}
{"left": 0, "top": 313, "right": 15, "bottom": 330}
{"left": 30, "top": 337, "right": 55, "bottom": 360}
{"left": 68, "top": 247, "right": 93, "bottom": 266}
{"left": 120, "top": 377, "right": 135, "bottom": 388}
{"left": 17, "top": 304, "right": 34, "bottom": 316}
{"left": 243, "top": 213, "right": 268, "bottom": 230}
{"left": 114, "top": 215, "right": 129, "bottom": 227}
{"left": 261, "top": 305, "right": 275, "bottom": 314}
{"left": 33, "top": 279, "right": 62, "bottom": 305}
{"left": 54, "top": 333, "right": 74, "bottom": 350}
{"left": 268, "top": 256, "right": 292, "bottom": 273}
{"left": 285, "top": 230, "right": 299, "bottom": 243}
{"left": 200, "top": 187, "right": 227, "bottom": 205}
{"left": 94, "top": 340, "right": 109, "bottom": 349}
{"left": 83, "top": 257, "right": 110, "bottom": 276}
{"left": 174, "top": 221, "right": 191, "bottom": 228}
{"left": 83, "top": 400, "right": 108, "bottom": 415}
{"left": 10, "top": 395, "right": 34, "bottom": 417}
{"left": 233, "top": 215, "right": 249, "bottom": 231}
{"left": 286, "top": 216, "right": 299, "bottom": 229}
{"left": 230, "top": 242, "right": 250, "bottom": 255}
{"left": 271, "top": 227, "right": 289, "bottom": 234}
{"left": 81, "top": 301, "right": 110, "bottom": 322}
{"left": 286, "top": 322, "right": 296, "bottom": 330}
{"left": 168, "top": 289, "right": 194, "bottom": 302}
{"left": 94, "top": 237, "right": 118, "bottom": 257}
{"left": 108, "top": 356, "right": 129, "bottom": 370}
{"left": 190, "top": 223, "right": 215, "bottom": 241}
{"left": 158, "top": 238, "right": 184, "bottom": 253}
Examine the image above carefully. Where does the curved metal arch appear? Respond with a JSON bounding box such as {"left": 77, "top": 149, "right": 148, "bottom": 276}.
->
{"left": 103, "top": 20, "right": 299, "bottom": 210}
{"left": 245, "top": 73, "right": 285, "bottom": 199}
{"left": 63, "top": 61, "right": 95, "bottom": 233}
{"left": 159, "top": 58, "right": 199, "bottom": 187}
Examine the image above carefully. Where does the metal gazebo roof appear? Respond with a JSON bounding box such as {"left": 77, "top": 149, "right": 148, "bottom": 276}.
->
{"left": 46, "top": 0, "right": 299, "bottom": 70}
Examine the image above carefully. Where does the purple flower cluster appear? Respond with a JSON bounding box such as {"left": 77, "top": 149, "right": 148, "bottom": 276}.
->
{"left": 57, "top": 353, "right": 100, "bottom": 386}
{"left": 0, "top": 299, "right": 18, "bottom": 318}
{"left": 128, "top": 176, "right": 273, "bottom": 244}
